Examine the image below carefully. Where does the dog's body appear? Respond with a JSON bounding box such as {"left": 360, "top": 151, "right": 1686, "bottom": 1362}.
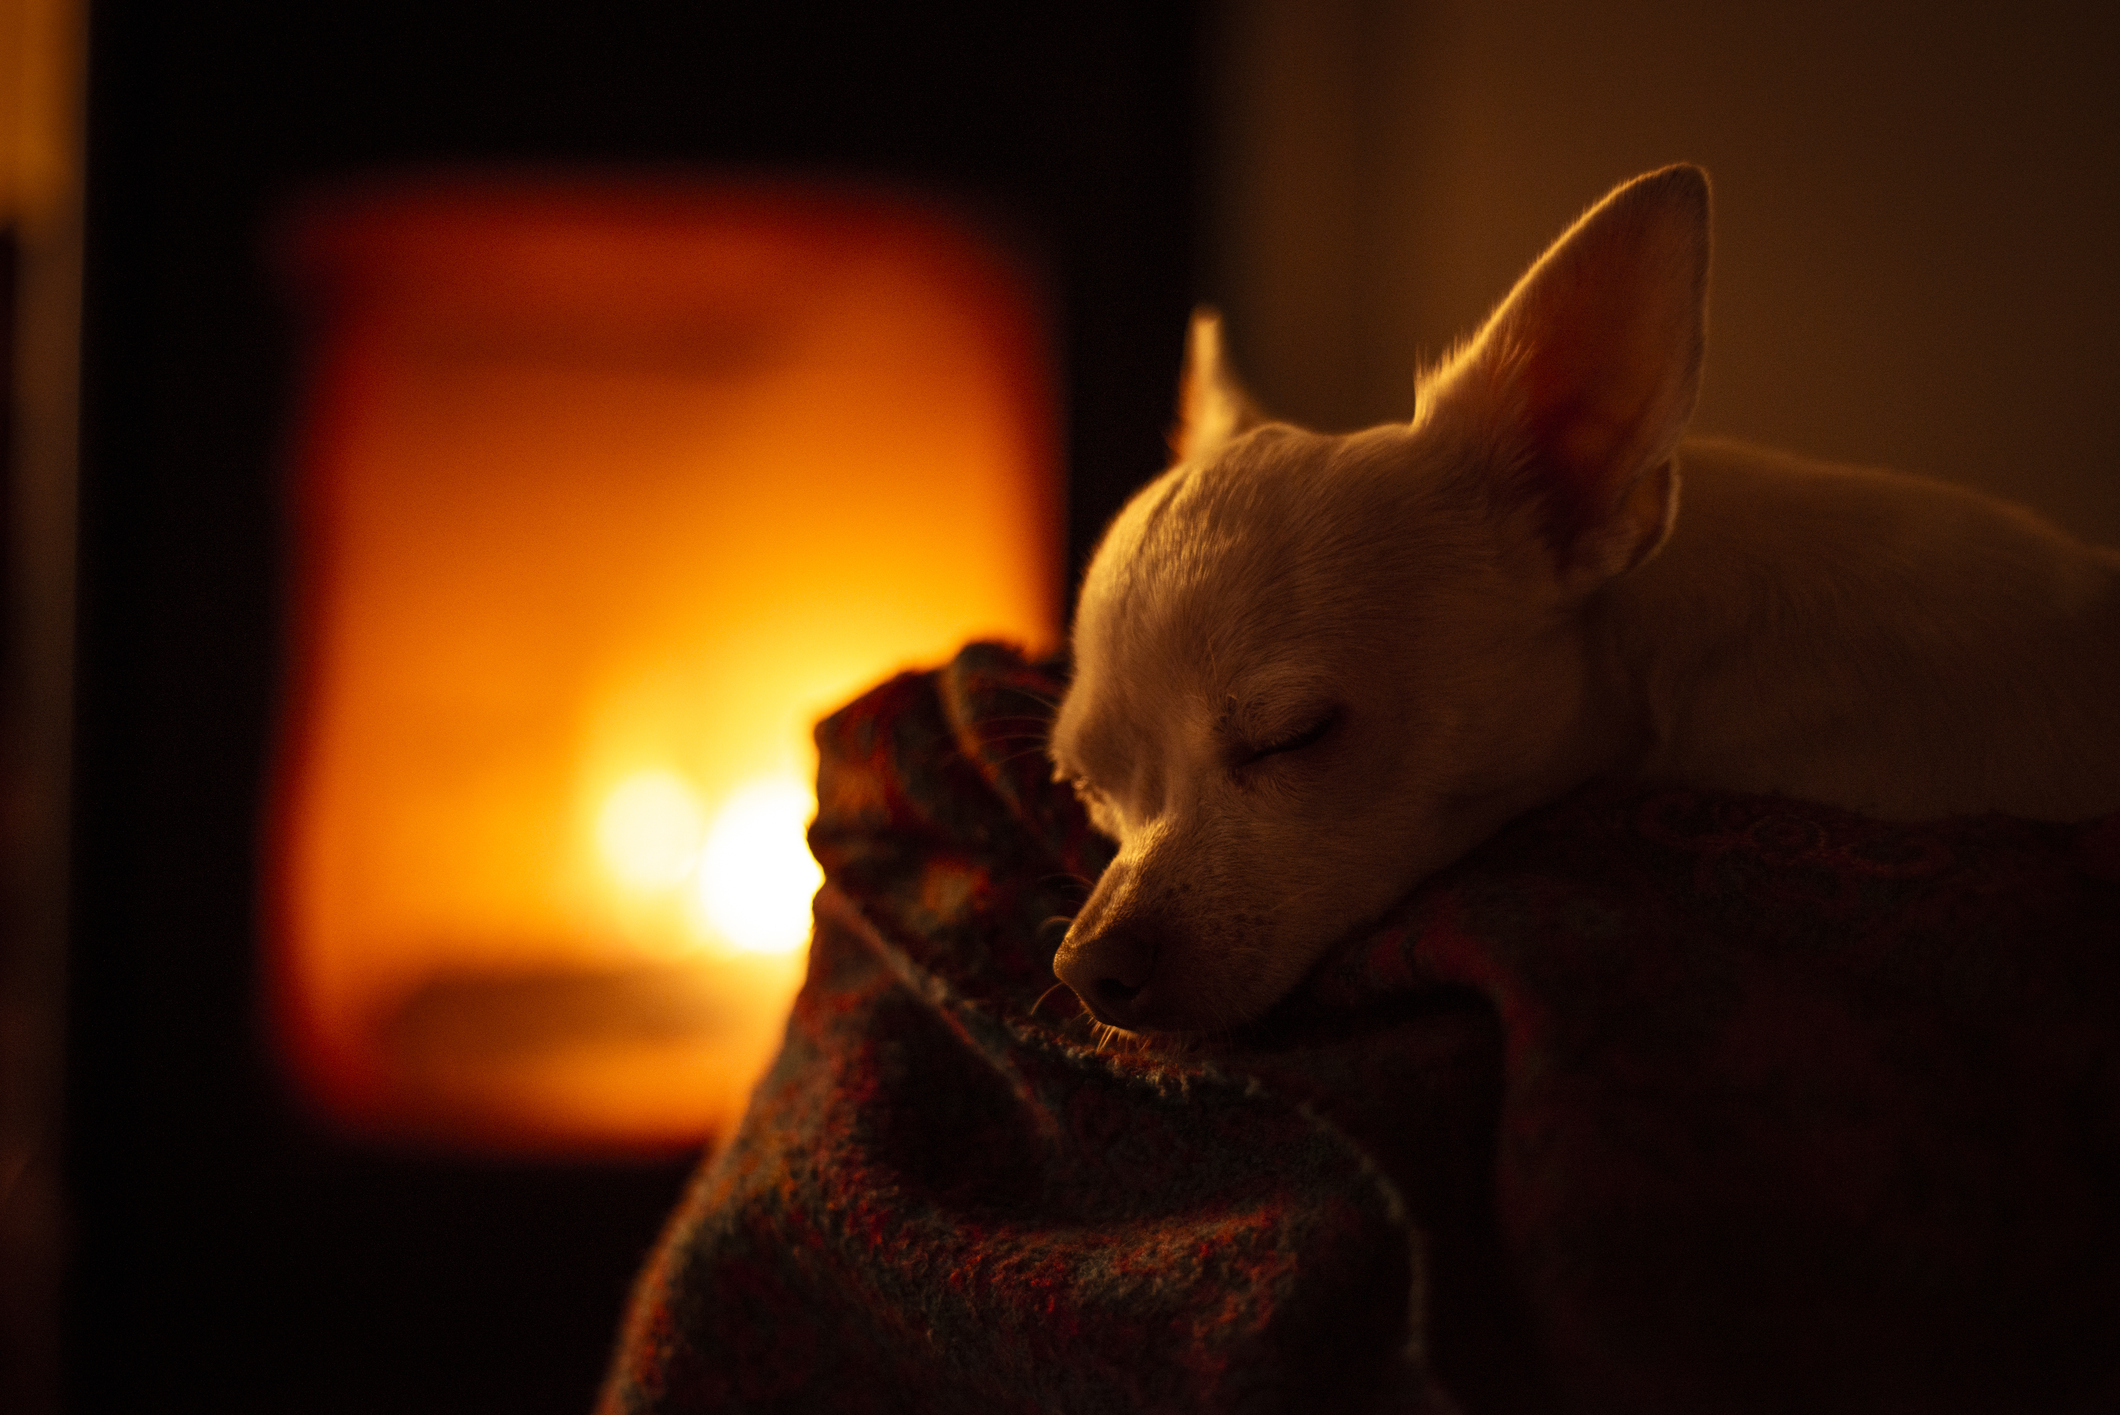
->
{"left": 1049, "top": 165, "right": 2120, "bottom": 1034}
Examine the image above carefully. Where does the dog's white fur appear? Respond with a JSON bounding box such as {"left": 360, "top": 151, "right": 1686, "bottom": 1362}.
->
{"left": 1048, "top": 165, "right": 2120, "bottom": 1034}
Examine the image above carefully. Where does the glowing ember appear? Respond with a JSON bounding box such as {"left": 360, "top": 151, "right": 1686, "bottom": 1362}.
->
{"left": 695, "top": 776, "right": 822, "bottom": 955}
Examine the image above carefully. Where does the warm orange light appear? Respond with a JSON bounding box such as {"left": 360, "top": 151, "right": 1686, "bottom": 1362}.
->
{"left": 598, "top": 770, "right": 709, "bottom": 891}
{"left": 693, "top": 774, "right": 822, "bottom": 957}
{"left": 270, "top": 181, "right": 1059, "bottom": 1153}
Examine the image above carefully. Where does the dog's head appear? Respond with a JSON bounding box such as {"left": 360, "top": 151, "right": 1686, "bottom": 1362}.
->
{"left": 1049, "top": 165, "right": 1711, "bottom": 1033}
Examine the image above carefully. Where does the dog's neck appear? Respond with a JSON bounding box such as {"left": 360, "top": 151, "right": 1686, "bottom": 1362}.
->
{"left": 1583, "top": 438, "right": 2120, "bottom": 821}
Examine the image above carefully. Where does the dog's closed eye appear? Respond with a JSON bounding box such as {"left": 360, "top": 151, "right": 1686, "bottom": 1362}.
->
{"left": 1237, "top": 711, "right": 1337, "bottom": 767}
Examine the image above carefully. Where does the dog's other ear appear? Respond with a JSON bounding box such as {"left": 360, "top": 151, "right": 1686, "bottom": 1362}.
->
{"left": 1427, "top": 165, "right": 1709, "bottom": 589}
{"left": 1172, "top": 308, "right": 1266, "bottom": 464}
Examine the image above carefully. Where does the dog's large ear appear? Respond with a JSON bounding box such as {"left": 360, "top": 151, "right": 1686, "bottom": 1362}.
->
{"left": 1172, "top": 308, "right": 1266, "bottom": 464}
{"left": 1425, "top": 165, "right": 1709, "bottom": 590}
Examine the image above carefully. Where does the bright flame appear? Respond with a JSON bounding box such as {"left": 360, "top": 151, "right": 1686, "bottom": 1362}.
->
{"left": 597, "top": 770, "right": 708, "bottom": 889}
{"left": 695, "top": 776, "right": 822, "bottom": 955}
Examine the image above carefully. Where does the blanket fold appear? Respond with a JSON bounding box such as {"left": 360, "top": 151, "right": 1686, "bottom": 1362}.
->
{"left": 602, "top": 643, "right": 2120, "bottom": 1415}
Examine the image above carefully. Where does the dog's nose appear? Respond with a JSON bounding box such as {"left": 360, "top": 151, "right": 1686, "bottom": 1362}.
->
{"left": 1053, "top": 923, "right": 1157, "bottom": 1029}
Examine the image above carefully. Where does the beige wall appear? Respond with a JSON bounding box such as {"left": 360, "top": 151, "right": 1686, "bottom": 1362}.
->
{"left": 1208, "top": 0, "right": 2120, "bottom": 545}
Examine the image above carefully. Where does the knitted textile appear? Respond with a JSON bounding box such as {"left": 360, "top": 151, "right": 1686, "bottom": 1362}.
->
{"left": 600, "top": 642, "right": 2120, "bottom": 1415}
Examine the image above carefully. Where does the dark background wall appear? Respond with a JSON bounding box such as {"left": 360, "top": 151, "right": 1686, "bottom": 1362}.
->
{"left": 1210, "top": 0, "right": 2120, "bottom": 547}
{"left": 65, "top": 4, "right": 1200, "bottom": 1412}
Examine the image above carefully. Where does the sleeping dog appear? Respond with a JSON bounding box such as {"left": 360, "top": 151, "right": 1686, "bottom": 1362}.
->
{"left": 1048, "top": 164, "right": 2120, "bottom": 1034}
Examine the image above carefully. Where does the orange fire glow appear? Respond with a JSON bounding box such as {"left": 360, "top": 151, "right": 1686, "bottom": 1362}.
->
{"left": 270, "top": 181, "right": 1059, "bottom": 1153}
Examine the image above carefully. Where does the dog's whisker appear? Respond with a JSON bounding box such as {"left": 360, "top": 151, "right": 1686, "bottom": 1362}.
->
{"left": 963, "top": 720, "right": 1057, "bottom": 739}
{"left": 983, "top": 740, "right": 1058, "bottom": 755}
{"left": 1035, "top": 876, "right": 1093, "bottom": 905}
{"left": 1028, "top": 981, "right": 1078, "bottom": 1020}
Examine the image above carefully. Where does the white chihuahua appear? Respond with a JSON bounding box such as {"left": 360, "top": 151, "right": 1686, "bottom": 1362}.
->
{"left": 1048, "top": 164, "right": 2120, "bottom": 1035}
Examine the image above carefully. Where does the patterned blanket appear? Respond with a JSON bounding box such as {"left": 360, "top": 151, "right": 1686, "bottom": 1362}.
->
{"left": 600, "top": 643, "right": 2120, "bottom": 1414}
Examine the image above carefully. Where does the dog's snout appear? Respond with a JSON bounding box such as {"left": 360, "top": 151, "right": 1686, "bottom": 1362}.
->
{"left": 1054, "top": 923, "right": 1157, "bottom": 1028}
